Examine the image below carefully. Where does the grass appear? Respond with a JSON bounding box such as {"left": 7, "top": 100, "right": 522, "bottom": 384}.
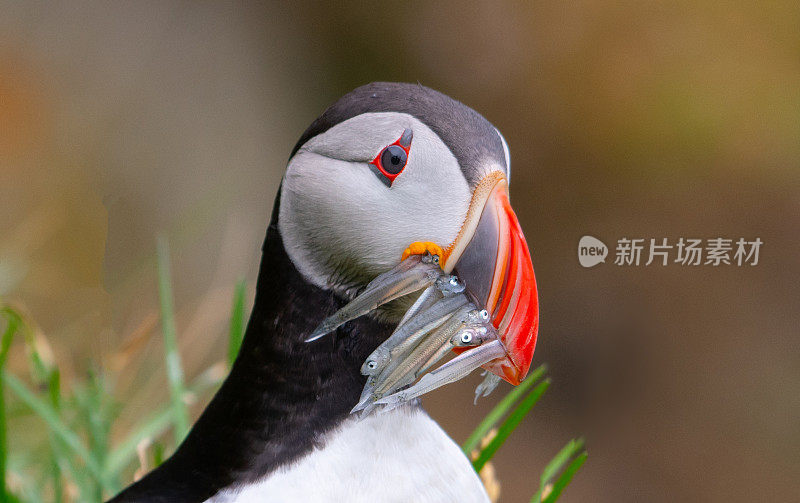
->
{"left": 156, "top": 236, "right": 190, "bottom": 443}
{"left": 461, "top": 364, "right": 587, "bottom": 502}
{"left": 0, "top": 239, "right": 586, "bottom": 502}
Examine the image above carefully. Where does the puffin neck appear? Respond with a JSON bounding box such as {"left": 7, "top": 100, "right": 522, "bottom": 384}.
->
{"left": 109, "top": 192, "right": 393, "bottom": 502}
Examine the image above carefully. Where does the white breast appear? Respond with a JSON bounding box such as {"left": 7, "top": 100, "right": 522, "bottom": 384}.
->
{"left": 207, "top": 406, "right": 490, "bottom": 503}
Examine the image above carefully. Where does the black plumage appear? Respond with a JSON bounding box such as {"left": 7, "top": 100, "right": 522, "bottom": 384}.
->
{"left": 108, "top": 192, "right": 394, "bottom": 502}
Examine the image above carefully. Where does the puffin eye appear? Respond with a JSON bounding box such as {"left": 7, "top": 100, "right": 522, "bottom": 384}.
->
{"left": 370, "top": 128, "right": 413, "bottom": 185}
{"left": 380, "top": 146, "right": 407, "bottom": 175}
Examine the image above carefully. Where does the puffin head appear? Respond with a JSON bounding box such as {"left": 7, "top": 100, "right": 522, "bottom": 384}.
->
{"left": 278, "top": 82, "right": 538, "bottom": 385}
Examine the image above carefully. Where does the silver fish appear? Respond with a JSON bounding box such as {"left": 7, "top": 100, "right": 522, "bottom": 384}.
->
{"left": 375, "top": 340, "right": 507, "bottom": 406}
{"left": 360, "top": 294, "right": 469, "bottom": 377}
{"left": 410, "top": 312, "right": 497, "bottom": 383}
{"left": 394, "top": 274, "right": 463, "bottom": 328}
{"left": 372, "top": 304, "right": 475, "bottom": 396}
{"left": 306, "top": 255, "right": 441, "bottom": 342}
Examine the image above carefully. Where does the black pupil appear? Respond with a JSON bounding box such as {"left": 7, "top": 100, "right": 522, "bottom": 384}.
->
{"left": 381, "top": 145, "right": 407, "bottom": 175}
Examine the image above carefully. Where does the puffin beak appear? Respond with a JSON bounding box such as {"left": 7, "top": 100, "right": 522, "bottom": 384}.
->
{"left": 442, "top": 172, "right": 539, "bottom": 385}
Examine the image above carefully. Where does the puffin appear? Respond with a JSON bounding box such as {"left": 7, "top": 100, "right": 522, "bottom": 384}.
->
{"left": 109, "top": 82, "right": 539, "bottom": 503}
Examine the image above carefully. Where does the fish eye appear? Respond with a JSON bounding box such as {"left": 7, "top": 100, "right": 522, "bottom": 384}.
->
{"left": 479, "top": 309, "right": 489, "bottom": 321}
{"left": 367, "top": 360, "right": 377, "bottom": 370}
{"left": 461, "top": 332, "right": 473, "bottom": 344}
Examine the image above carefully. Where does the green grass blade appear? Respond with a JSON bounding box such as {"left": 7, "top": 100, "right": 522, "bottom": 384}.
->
{"left": 47, "top": 369, "right": 64, "bottom": 502}
{"left": 472, "top": 379, "right": 550, "bottom": 472}
{"left": 0, "top": 377, "right": 7, "bottom": 502}
{"left": 0, "top": 310, "right": 20, "bottom": 502}
{"left": 106, "top": 407, "right": 172, "bottom": 477}
{"left": 462, "top": 364, "right": 547, "bottom": 454}
{"left": 541, "top": 438, "right": 585, "bottom": 487}
{"left": 151, "top": 442, "right": 165, "bottom": 468}
{"left": 1, "top": 373, "right": 103, "bottom": 480}
{"left": 530, "top": 438, "right": 587, "bottom": 503}
{"left": 74, "top": 370, "right": 119, "bottom": 498}
{"left": 105, "top": 367, "right": 223, "bottom": 476}
{"left": 51, "top": 447, "right": 94, "bottom": 503}
{"left": 541, "top": 451, "right": 588, "bottom": 503}
{"left": 0, "top": 309, "right": 18, "bottom": 364}
{"left": 1, "top": 306, "right": 49, "bottom": 383}
{"left": 156, "top": 236, "right": 190, "bottom": 443}
{"left": 227, "top": 279, "right": 247, "bottom": 367}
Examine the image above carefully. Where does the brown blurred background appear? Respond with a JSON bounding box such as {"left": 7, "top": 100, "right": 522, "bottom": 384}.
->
{"left": 1, "top": 1, "right": 798, "bottom": 501}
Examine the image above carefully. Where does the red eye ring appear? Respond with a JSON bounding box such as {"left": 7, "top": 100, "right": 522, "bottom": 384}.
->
{"left": 370, "top": 128, "right": 413, "bottom": 185}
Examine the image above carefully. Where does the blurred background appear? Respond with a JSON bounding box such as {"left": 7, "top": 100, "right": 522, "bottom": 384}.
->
{"left": 1, "top": 1, "right": 798, "bottom": 501}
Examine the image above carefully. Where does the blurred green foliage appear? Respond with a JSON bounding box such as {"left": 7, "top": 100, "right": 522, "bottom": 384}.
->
{"left": 0, "top": 241, "right": 584, "bottom": 502}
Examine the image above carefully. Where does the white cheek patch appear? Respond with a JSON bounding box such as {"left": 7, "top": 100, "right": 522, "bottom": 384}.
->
{"left": 279, "top": 113, "right": 471, "bottom": 292}
{"left": 300, "top": 113, "right": 411, "bottom": 163}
